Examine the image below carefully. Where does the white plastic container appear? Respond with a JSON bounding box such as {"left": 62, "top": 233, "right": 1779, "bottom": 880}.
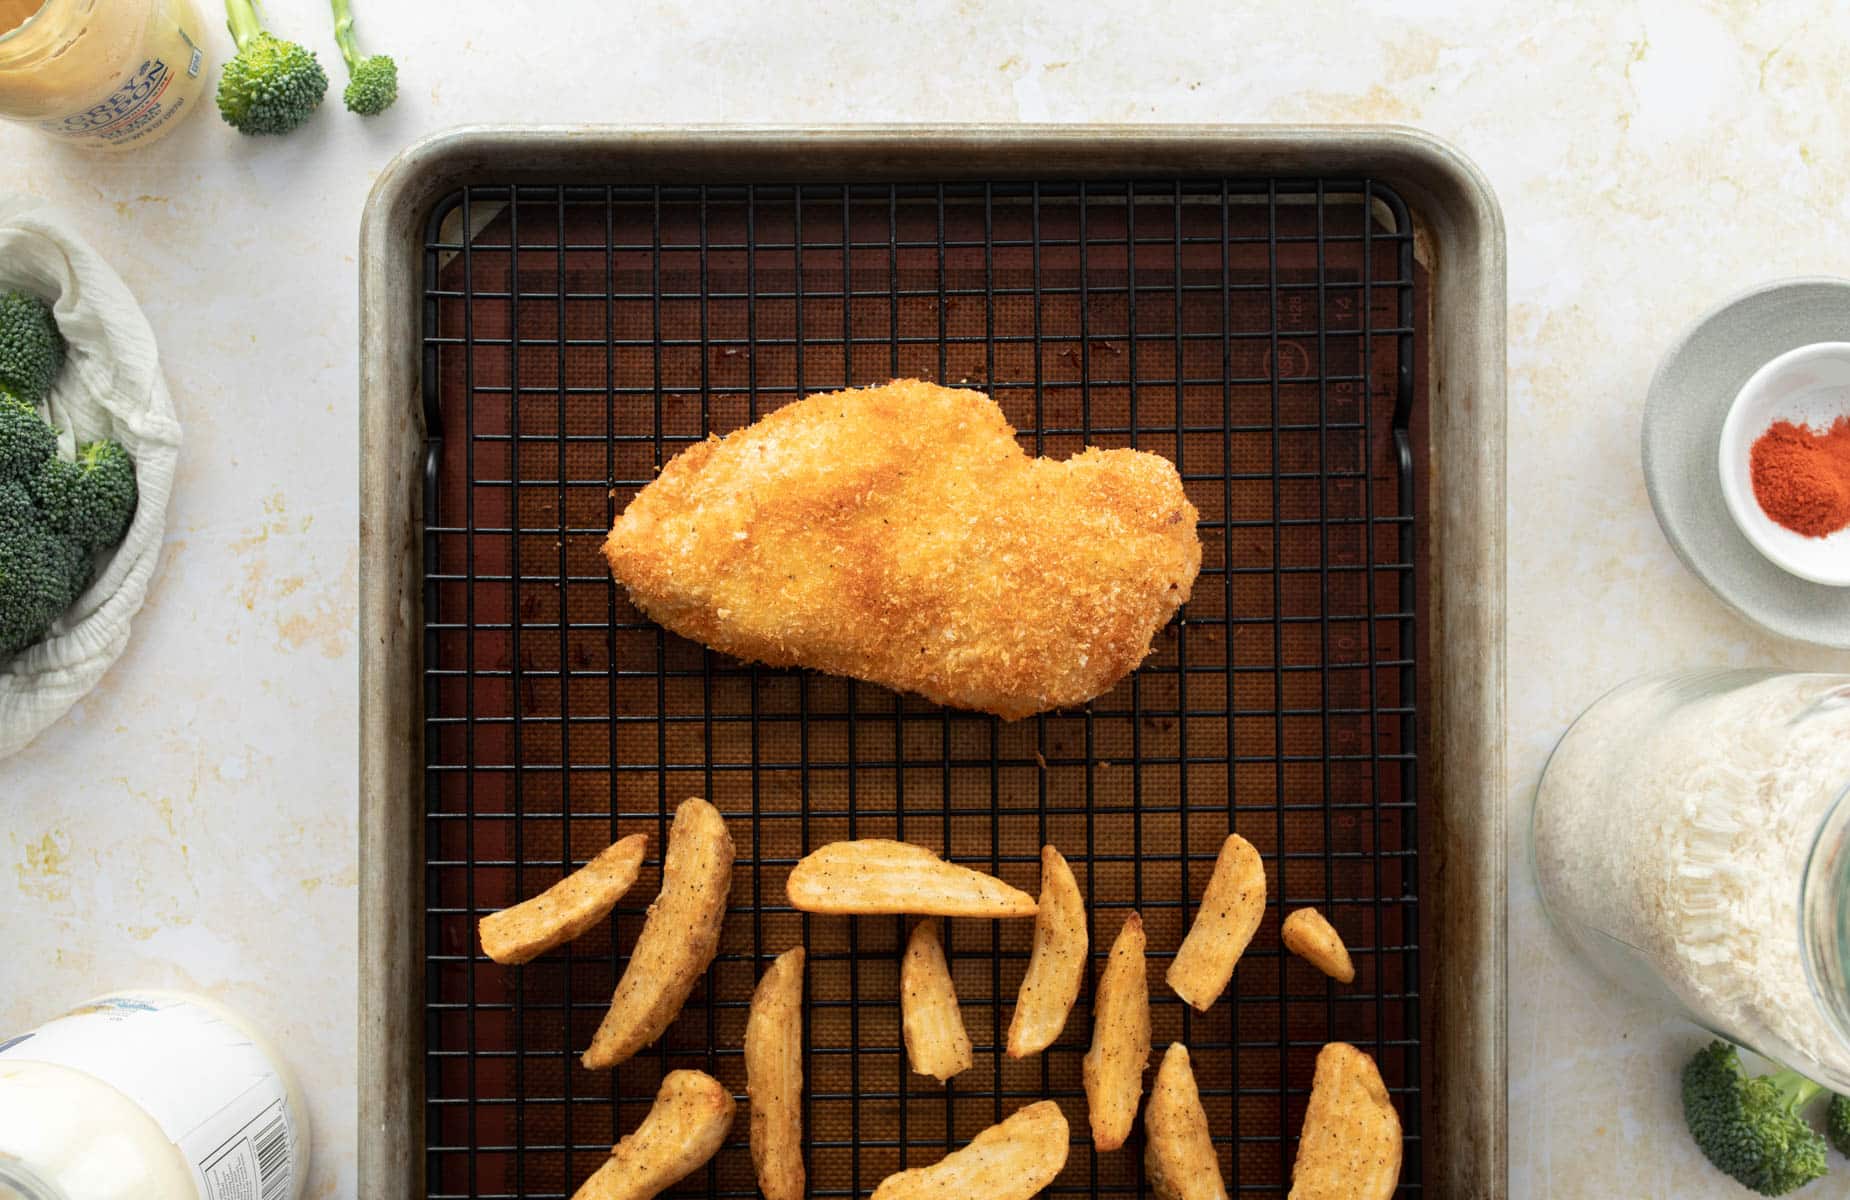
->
{"left": 0, "top": 991, "right": 309, "bottom": 1200}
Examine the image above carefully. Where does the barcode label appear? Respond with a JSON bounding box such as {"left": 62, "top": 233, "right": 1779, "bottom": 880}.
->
{"left": 254, "top": 1111, "right": 291, "bottom": 1200}
{"left": 199, "top": 1097, "right": 295, "bottom": 1200}
{"left": 4, "top": 993, "right": 298, "bottom": 1200}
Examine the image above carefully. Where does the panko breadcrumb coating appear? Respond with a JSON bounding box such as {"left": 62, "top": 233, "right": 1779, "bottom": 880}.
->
{"left": 604, "top": 379, "right": 1202, "bottom": 720}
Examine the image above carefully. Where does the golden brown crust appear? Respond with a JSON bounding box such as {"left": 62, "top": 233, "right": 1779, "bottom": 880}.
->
{"left": 1281, "top": 907, "right": 1356, "bottom": 984}
{"left": 901, "top": 918, "right": 974, "bottom": 1082}
{"left": 1288, "top": 1043, "right": 1402, "bottom": 1200}
{"left": 582, "top": 798, "right": 734, "bottom": 1070}
{"left": 745, "top": 947, "right": 805, "bottom": 1200}
{"left": 1145, "top": 1043, "right": 1229, "bottom": 1200}
{"left": 785, "top": 839, "right": 1038, "bottom": 917}
{"left": 1082, "top": 911, "right": 1150, "bottom": 1151}
{"left": 604, "top": 380, "right": 1201, "bottom": 719}
{"left": 1167, "top": 834, "right": 1267, "bottom": 1011}
{"left": 478, "top": 833, "right": 648, "bottom": 965}
{"left": 568, "top": 1070, "right": 735, "bottom": 1200}
{"left": 869, "top": 1101, "right": 1069, "bottom": 1200}
{"left": 1006, "top": 845, "right": 1088, "bottom": 1058}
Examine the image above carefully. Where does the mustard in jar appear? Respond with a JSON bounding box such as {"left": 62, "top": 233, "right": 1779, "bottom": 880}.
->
{"left": 0, "top": 0, "right": 209, "bottom": 150}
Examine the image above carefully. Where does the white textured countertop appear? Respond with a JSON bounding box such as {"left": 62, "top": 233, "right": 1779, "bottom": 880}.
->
{"left": 3, "top": 2, "right": 1848, "bottom": 1196}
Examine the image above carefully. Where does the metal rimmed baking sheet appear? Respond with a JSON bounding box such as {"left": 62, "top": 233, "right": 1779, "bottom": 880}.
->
{"left": 359, "top": 126, "right": 1507, "bottom": 1199}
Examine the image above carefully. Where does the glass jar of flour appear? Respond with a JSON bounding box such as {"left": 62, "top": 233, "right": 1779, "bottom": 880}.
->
{"left": 1534, "top": 670, "right": 1850, "bottom": 1088}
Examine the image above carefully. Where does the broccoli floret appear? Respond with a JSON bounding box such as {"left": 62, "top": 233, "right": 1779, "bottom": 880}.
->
{"left": 0, "top": 389, "right": 56, "bottom": 483}
{"left": 31, "top": 439, "right": 137, "bottom": 551}
{"left": 341, "top": 54, "right": 397, "bottom": 116}
{"left": 1684, "top": 1041, "right": 1830, "bottom": 1195}
{"left": 1829, "top": 1094, "right": 1850, "bottom": 1158}
{"left": 217, "top": 0, "right": 328, "bottom": 135}
{"left": 0, "top": 290, "right": 64, "bottom": 404}
{"left": 0, "top": 477, "right": 34, "bottom": 525}
{"left": 0, "top": 390, "right": 136, "bottom": 660}
{"left": 331, "top": 0, "right": 396, "bottom": 116}
{"left": 0, "top": 480, "right": 88, "bottom": 659}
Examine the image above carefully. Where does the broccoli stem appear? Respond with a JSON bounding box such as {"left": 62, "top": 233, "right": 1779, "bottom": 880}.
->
{"left": 224, "top": 0, "right": 265, "bottom": 51}
{"left": 1769, "top": 1070, "right": 1827, "bottom": 1114}
{"left": 330, "top": 0, "right": 361, "bottom": 73}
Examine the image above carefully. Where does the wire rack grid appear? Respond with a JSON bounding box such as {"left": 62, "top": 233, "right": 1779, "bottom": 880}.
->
{"left": 419, "top": 175, "right": 1423, "bottom": 1199}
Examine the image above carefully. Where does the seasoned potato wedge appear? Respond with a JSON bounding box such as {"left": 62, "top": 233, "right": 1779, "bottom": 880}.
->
{"left": 870, "top": 1100, "right": 1070, "bottom": 1200}
{"left": 1281, "top": 907, "right": 1355, "bottom": 984}
{"left": 1006, "top": 845, "right": 1087, "bottom": 1058}
{"left": 479, "top": 833, "right": 648, "bottom": 965}
{"left": 1145, "top": 1043, "right": 1228, "bottom": 1200}
{"left": 1082, "top": 911, "right": 1150, "bottom": 1151}
{"left": 569, "top": 1069, "right": 735, "bottom": 1200}
{"left": 582, "top": 798, "right": 734, "bottom": 1070}
{"left": 1167, "top": 834, "right": 1265, "bottom": 1011}
{"left": 902, "top": 918, "right": 974, "bottom": 1081}
{"left": 746, "top": 946, "right": 806, "bottom": 1200}
{"left": 1288, "top": 1043, "right": 1402, "bottom": 1200}
{"left": 786, "top": 839, "right": 1038, "bottom": 917}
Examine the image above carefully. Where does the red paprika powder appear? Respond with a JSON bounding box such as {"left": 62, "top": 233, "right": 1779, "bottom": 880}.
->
{"left": 1749, "top": 415, "right": 1850, "bottom": 538}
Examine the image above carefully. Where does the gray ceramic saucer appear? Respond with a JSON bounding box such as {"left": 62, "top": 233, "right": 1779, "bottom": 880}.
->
{"left": 1642, "top": 277, "right": 1850, "bottom": 648}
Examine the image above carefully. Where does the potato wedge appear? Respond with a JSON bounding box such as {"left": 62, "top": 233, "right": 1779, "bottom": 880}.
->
{"left": 582, "top": 797, "right": 735, "bottom": 1070}
{"left": 901, "top": 918, "right": 974, "bottom": 1081}
{"left": 1281, "top": 907, "right": 1355, "bottom": 984}
{"left": 786, "top": 839, "right": 1037, "bottom": 917}
{"left": 1006, "top": 845, "right": 1087, "bottom": 1058}
{"left": 1082, "top": 911, "right": 1150, "bottom": 1151}
{"left": 1145, "top": 1043, "right": 1228, "bottom": 1200}
{"left": 478, "top": 833, "right": 648, "bottom": 965}
{"left": 1167, "top": 833, "right": 1265, "bottom": 1011}
{"left": 569, "top": 1069, "right": 735, "bottom": 1200}
{"left": 746, "top": 946, "right": 805, "bottom": 1200}
{"left": 1288, "top": 1043, "right": 1402, "bottom": 1200}
{"left": 870, "top": 1100, "right": 1070, "bottom": 1200}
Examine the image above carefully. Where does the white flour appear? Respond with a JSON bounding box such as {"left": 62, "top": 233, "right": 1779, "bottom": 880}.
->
{"left": 1534, "top": 672, "right": 1850, "bottom": 1084}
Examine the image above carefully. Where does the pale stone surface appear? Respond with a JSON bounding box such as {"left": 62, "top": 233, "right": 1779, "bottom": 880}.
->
{"left": 2, "top": 1, "right": 1847, "bottom": 1195}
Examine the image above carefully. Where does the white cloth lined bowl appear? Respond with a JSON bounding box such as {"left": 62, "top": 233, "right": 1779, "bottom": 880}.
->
{"left": 0, "top": 194, "right": 181, "bottom": 761}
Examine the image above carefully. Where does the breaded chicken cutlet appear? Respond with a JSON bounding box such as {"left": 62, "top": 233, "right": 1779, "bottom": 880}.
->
{"left": 604, "top": 380, "right": 1202, "bottom": 720}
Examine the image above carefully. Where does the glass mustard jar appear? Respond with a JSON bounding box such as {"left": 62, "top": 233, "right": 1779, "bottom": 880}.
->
{"left": 0, "top": 0, "right": 209, "bottom": 150}
{"left": 1534, "top": 669, "right": 1850, "bottom": 1088}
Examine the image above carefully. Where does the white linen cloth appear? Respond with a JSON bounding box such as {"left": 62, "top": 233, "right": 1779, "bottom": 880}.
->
{"left": 0, "top": 194, "right": 181, "bottom": 760}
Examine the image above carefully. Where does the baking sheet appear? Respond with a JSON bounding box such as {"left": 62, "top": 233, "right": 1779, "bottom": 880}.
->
{"left": 358, "top": 126, "right": 1507, "bottom": 1199}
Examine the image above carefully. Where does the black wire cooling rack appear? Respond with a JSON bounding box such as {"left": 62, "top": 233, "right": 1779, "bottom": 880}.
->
{"left": 419, "top": 177, "right": 1423, "bottom": 1199}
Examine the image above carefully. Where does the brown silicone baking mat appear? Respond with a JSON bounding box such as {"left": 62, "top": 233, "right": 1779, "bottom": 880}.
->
{"left": 420, "top": 179, "right": 1423, "bottom": 1199}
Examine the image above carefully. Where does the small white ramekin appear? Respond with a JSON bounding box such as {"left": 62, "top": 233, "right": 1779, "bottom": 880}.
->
{"left": 1718, "top": 341, "right": 1850, "bottom": 587}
